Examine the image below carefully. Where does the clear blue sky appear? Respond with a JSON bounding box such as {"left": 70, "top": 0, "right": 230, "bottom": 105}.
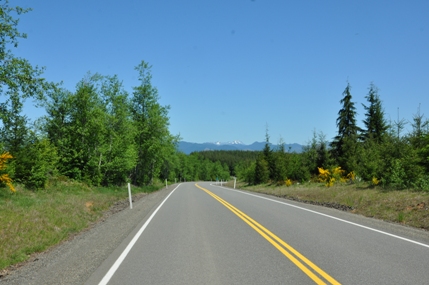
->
{"left": 12, "top": 0, "right": 429, "bottom": 145}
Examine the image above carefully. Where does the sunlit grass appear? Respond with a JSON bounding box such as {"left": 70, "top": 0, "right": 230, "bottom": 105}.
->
{"left": 227, "top": 180, "right": 429, "bottom": 230}
{"left": 0, "top": 179, "right": 162, "bottom": 270}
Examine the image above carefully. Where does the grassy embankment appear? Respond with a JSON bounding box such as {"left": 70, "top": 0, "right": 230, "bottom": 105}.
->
{"left": 226, "top": 181, "right": 429, "bottom": 231}
{"left": 0, "top": 178, "right": 162, "bottom": 271}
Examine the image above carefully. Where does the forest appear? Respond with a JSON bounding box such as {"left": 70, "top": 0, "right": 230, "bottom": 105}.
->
{"left": 1, "top": 1, "right": 429, "bottom": 193}
{"left": 201, "top": 82, "right": 429, "bottom": 191}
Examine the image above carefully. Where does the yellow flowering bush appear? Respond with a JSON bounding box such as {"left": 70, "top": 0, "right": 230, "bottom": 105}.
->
{"left": 326, "top": 177, "right": 335, "bottom": 187}
{"left": 318, "top": 167, "right": 330, "bottom": 182}
{"left": 318, "top": 166, "right": 355, "bottom": 187}
{"left": 372, "top": 177, "right": 380, "bottom": 186}
{"left": 347, "top": 171, "right": 356, "bottom": 181}
{"left": 0, "top": 152, "right": 15, "bottom": 192}
{"left": 285, "top": 179, "right": 292, "bottom": 187}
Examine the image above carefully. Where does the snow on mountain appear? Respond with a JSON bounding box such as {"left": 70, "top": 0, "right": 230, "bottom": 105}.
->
{"left": 206, "top": 141, "right": 244, "bottom": 146}
{"left": 178, "top": 141, "right": 303, "bottom": 154}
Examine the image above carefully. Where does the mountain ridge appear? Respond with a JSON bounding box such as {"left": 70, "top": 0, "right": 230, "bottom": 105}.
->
{"left": 178, "top": 141, "right": 303, "bottom": 154}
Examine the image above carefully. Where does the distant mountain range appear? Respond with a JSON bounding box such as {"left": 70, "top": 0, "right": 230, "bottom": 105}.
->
{"left": 177, "top": 141, "right": 303, "bottom": 154}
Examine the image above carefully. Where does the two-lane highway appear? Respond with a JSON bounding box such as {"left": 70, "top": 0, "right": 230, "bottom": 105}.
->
{"left": 86, "top": 182, "right": 429, "bottom": 284}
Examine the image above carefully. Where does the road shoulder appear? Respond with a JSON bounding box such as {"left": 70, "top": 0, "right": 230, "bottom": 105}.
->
{"left": 1, "top": 186, "right": 175, "bottom": 285}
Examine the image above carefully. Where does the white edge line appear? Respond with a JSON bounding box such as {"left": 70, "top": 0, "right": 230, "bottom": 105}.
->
{"left": 98, "top": 184, "right": 181, "bottom": 285}
{"left": 211, "top": 184, "right": 429, "bottom": 249}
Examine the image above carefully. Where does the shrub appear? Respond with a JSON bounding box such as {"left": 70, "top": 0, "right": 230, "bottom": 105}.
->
{"left": 318, "top": 166, "right": 355, "bottom": 187}
{"left": 0, "top": 152, "right": 15, "bottom": 192}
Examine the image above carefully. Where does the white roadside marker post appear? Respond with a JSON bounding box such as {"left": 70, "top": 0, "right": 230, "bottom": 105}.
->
{"left": 128, "top": 183, "right": 133, "bottom": 209}
{"left": 165, "top": 179, "right": 168, "bottom": 189}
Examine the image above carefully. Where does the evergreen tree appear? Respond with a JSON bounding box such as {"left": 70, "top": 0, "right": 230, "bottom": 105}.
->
{"left": 254, "top": 154, "right": 269, "bottom": 184}
{"left": 272, "top": 138, "right": 287, "bottom": 183}
{"left": 262, "top": 127, "right": 275, "bottom": 181}
{"left": 362, "top": 83, "right": 388, "bottom": 143}
{"left": 315, "top": 132, "right": 332, "bottom": 170}
{"left": 331, "top": 83, "right": 361, "bottom": 172}
{"left": 409, "top": 104, "right": 429, "bottom": 149}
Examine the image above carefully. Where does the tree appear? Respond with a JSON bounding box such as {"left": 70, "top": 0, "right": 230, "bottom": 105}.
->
{"left": 409, "top": 104, "right": 429, "bottom": 149}
{"left": 362, "top": 83, "right": 388, "bottom": 143}
{"left": 254, "top": 154, "right": 269, "bottom": 184}
{"left": 1, "top": 1, "right": 54, "bottom": 186}
{"left": 99, "top": 75, "right": 137, "bottom": 185}
{"left": 131, "top": 61, "right": 178, "bottom": 185}
{"left": 331, "top": 83, "right": 361, "bottom": 172}
{"left": 262, "top": 126, "right": 276, "bottom": 181}
{"left": 15, "top": 136, "right": 58, "bottom": 189}
{"left": 272, "top": 138, "right": 287, "bottom": 183}
{"left": 0, "top": 2, "right": 52, "bottom": 151}
{"left": 302, "top": 131, "right": 318, "bottom": 176}
{"left": 43, "top": 87, "right": 73, "bottom": 149}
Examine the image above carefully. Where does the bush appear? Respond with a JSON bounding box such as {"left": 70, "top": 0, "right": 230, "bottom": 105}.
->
{"left": 13, "top": 138, "right": 59, "bottom": 190}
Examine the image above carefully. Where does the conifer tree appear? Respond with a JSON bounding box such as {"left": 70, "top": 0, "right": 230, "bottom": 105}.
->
{"left": 362, "top": 83, "right": 388, "bottom": 143}
{"left": 331, "top": 83, "right": 361, "bottom": 172}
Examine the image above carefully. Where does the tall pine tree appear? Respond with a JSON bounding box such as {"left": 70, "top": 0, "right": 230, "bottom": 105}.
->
{"left": 331, "top": 83, "right": 361, "bottom": 172}
{"left": 362, "top": 83, "right": 388, "bottom": 143}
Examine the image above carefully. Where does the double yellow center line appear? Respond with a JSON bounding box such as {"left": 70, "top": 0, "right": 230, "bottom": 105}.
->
{"left": 195, "top": 184, "right": 341, "bottom": 285}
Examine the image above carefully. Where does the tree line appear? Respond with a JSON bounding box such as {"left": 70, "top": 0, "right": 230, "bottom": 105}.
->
{"left": 231, "top": 82, "right": 429, "bottom": 190}
{"left": 0, "top": 1, "right": 233, "bottom": 191}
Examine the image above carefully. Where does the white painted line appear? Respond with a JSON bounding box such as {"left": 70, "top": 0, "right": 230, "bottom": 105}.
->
{"left": 213, "top": 184, "right": 429, "bottom": 249}
{"left": 98, "top": 184, "right": 181, "bottom": 285}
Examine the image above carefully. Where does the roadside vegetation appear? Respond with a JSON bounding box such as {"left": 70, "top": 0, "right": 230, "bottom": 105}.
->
{"left": 0, "top": 178, "right": 161, "bottom": 271}
{"left": 1, "top": 0, "right": 428, "bottom": 274}
{"left": 227, "top": 181, "right": 429, "bottom": 231}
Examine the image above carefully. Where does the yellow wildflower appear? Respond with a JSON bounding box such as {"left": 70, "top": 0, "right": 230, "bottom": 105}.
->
{"left": 0, "top": 152, "right": 15, "bottom": 192}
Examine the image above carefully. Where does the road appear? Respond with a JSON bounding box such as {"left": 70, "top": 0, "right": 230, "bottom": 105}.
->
{"left": 86, "top": 182, "right": 429, "bottom": 284}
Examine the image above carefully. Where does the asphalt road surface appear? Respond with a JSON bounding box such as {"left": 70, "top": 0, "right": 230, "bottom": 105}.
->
{"left": 86, "top": 182, "right": 429, "bottom": 285}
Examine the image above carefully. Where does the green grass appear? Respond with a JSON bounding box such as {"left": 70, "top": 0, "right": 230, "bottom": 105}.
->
{"left": 228, "top": 181, "right": 429, "bottom": 230}
{"left": 0, "top": 179, "right": 163, "bottom": 270}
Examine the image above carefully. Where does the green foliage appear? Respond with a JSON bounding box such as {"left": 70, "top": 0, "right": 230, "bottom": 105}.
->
{"left": 0, "top": 1, "right": 55, "bottom": 190}
{"left": 408, "top": 105, "right": 429, "bottom": 150}
{"left": 331, "top": 83, "right": 361, "bottom": 173}
{"left": 361, "top": 83, "right": 388, "bottom": 143}
{"left": 0, "top": 1, "right": 54, "bottom": 155}
{"left": 355, "top": 139, "right": 382, "bottom": 181}
{"left": 272, "top": 145, "right": 287, "bottom": 183}
{"left": 98, "top": 75, "right": 137, "bottom": 186}
{"left": 130, "top": 61, "right": 178, "bottom": 185}
{"left": 194, "top": 150, "right": 258, "bottom": 176}
{"left": 302, "top": 131, "right": 333, "bottom": 177}
{"left": 254, "top": 155, "right": 269, "bottom": 184}
{"left": 235, "top": 160, "right": 256, "bottom": 184}
{"left": 12, "top": 137, "right": 58, "bottom": 190}
{"left": 285, "top": 152, "right": 310, "bottom": 182}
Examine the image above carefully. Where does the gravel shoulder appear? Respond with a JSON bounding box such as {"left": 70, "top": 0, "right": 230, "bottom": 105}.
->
{"left": 0, "top": 186, "right": 175, "bottom": 285}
